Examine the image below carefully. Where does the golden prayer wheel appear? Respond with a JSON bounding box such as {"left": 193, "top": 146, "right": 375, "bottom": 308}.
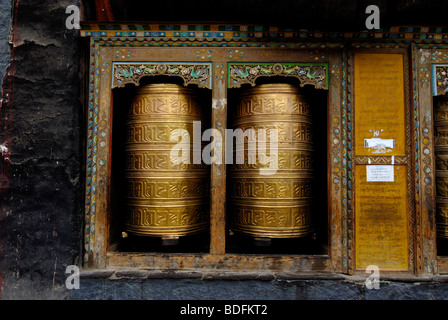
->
{"left": 435, "top": 96, "right": 448, "bottom": 239}
{"left": 124, "top": 83, "right": 209, "bottom": 242}
{"left": 230, "top": 83, "right": 314, "bottom": 239}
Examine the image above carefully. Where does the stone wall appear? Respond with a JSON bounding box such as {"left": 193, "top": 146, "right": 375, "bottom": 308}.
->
{"left": 69, "top": 273, "right": 448, "bottom": 300}
{"left": 0, "top": 0, "right": 10, "bottom": 89}
{"left": 0, "top": 0, "right": 83, "bottom": 299}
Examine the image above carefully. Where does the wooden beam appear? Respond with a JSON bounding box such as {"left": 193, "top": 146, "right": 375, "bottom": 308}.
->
{"left": 210, "top": 56, "right": 227, "bottom": 255}
{"left": 106, "top": 252, "right": 330, "bottom": 272}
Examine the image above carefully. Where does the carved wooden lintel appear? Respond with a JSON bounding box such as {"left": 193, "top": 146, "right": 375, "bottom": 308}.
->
{"left": 228, "top": 63, "right": 328, "bottom": 89}
{"left": 112, "top": 62, "right": 212, "bottom": 89}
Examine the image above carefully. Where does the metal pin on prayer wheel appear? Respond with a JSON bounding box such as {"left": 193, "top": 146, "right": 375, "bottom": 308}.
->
{"left": 435, "top": 95, "right": 448, "bottom": 239}
{"left": 124, "top": 83, "right": 210, "bottom": 242}
{"left": 230, "top": 84, "right": 314, "bottom": 242}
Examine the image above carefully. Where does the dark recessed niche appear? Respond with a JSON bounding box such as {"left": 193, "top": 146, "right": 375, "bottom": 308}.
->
{"left": 433, "top": 95, "right": 448, "bottom": 257}
{"left": 225, "top": 78, "right": 329, "bottom": 255}
{"left": 109, "top": 78, "right": 211, "bottom": 253}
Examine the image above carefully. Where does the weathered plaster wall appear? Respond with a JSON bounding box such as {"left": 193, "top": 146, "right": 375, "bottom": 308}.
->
{"left": 0, "top": 0, "right": 10, "bottom": 89}
{"left": 0, "top": 0, "right": 83, "bottom": 299}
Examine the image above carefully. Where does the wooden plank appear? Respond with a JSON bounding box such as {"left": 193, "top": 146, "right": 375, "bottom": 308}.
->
{"left": 106, "top": 252, "right": 330, "bottom": 272}
{"left": 210, "top": 56, "right": 227, "bottom": 255}
{"left": 328, "top": 51, "right": 343, "bottom": 273}
{"left": 94, "top": 46, "right": 114, "bottom": 269}
{"left": 415, "top": 46, "right": 438, "bottom": 275}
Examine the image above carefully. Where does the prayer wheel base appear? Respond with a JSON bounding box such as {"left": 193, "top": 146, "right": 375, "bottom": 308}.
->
{"left": 253, "top": 237, "right": 272, "bottom": 247}
{"left": 161, "top": 237, "right": 180, "bottom": 246}
{"left": 121, "top": 231, "right": 180, "bottom": 246}
{"left": 118, "top": 230, "right": 210, "bottom": 253}
{"left": 226, "top": 230, "right": 323, "bottom": 255}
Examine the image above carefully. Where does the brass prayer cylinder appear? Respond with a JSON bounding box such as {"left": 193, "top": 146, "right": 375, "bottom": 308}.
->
{"left": 435, "top": 96, "right": 448, "bottom": 239}
{"left": 230, "top": 83, "right": 314, "bottom": 238}
{"left": 124, "top": 83, "right": 209, "bottom": 240}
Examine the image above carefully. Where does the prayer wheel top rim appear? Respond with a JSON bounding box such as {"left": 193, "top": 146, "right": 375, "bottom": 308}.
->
{"left": 238, "top": 83, "right": 307, "bottom": 96}
{"left": 134, "top": 83, "right": 196, "bottom": 95}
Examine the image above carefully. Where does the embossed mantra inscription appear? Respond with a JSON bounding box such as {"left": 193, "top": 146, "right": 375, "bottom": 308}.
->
{"left": 230, "top": 84, "right": 314, "bottom": 238}
{"left": 124, "top": 84, "right": 210, "bottom": 239}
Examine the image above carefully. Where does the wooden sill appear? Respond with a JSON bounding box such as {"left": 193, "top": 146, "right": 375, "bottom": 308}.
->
{"left": 105, "top": 252, "right": 331, "bottom": 273}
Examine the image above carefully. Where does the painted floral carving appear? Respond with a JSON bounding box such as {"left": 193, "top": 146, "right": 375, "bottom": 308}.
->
{"left": 112, "top": 63, "right": 212, "bottom": 89}
{"left": 228, "top": 63, "right": 328, "bottom": 89}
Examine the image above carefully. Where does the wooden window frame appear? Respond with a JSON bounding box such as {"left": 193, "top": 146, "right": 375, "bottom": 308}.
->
{"left": 81, "top": 24, "right": 446, "bottom": 278}
{"left": 417, "top": 47, "right": 448, "bottom": 274}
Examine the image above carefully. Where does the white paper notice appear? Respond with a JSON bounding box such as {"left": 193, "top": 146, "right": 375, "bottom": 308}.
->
{"left": 364, "top": 138, "right": 395, "bottom": 149}
{"left": 366, "top": 165, "right": 394, "bottom": 182}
